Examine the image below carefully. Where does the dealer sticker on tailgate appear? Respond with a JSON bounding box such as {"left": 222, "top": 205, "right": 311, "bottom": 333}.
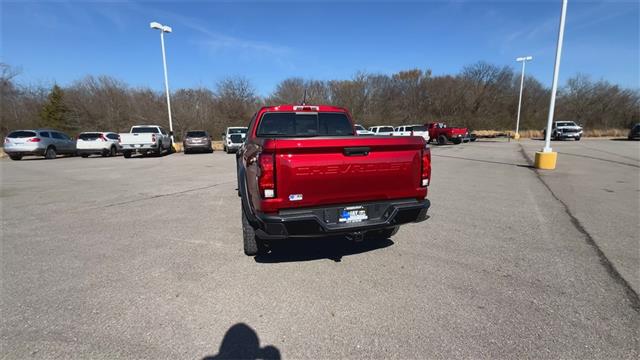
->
{"left": 338, "top": 206, "right": 368, "bottom": 223}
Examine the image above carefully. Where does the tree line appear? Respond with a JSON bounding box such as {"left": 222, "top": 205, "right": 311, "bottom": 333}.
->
{"left": 1, "top": 62, "right": 638, "bottom": 140}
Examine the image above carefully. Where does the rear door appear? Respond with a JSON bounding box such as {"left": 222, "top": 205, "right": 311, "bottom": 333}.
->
{"left": 50, "top": 132, "right": 68, "bottom": 152}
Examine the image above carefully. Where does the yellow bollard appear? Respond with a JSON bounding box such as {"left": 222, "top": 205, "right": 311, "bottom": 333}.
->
{"left": 534, "top": 151, "right": 557, "bottom": 170}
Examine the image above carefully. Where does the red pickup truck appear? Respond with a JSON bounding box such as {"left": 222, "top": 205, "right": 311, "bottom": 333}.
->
{"left": 426, "top": 122, "right": 469, "bottom": 145}
{"left": 236, "top": 104, "right": 431, "bottom": 255}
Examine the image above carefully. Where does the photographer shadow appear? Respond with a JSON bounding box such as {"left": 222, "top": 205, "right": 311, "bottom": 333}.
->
{"left": 202, "top": 323, "right": 280, "bottom": 360}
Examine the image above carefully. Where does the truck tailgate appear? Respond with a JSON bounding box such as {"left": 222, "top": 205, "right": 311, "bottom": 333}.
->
{"left": 269, "top": 136, "right": 425, "bottom": 209}
{"left": 120, "top": 133, "right": 154, "bottom": 145}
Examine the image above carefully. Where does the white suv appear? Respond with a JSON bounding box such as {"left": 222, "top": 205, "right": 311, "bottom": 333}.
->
{"left": 76, "top": 132, "right": 121, "bottom": 157}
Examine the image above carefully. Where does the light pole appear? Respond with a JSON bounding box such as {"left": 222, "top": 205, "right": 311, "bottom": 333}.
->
{"left": 150, "top": 21, "right": 174, "bottom": 143}
{"left": 535, "top": 0, "right": 568, "bottom": 170}
{"left": 514, "top": 56, "right": 533, "bottom": 140}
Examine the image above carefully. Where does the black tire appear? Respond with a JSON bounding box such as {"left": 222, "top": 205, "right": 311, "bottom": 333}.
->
{"left": 184, "top": 147, "right": 190, "bottom": 155}
{"left": 242, "top": 206, "right": 264, "bottom": 256}
{"left": 437, "top": 135, "right": 447, "bottom": 145}
{"left": 167, "top": 141, "right": 174, "bottom": 154}
{"left": 208, "top": 147, "right": 214, "bottom": 153}
{"left": 123, "top": 151, "right": 132, "bottom": 158}
{"left": 9, "top": 154, "right": 22, "bottom": 161}
{"left": 45, "top": 147, "right": 56, "bottom": 159}
{"left": 452, "top": 138, "right": 462, "bottom": 145}
{"left": 109, "top": 146, "right": 117, "bottom": 157}
{"left": 81, "top": 154, "right": 90, "bottom": 158}
{"left": 575, "top": 136, "right": 581, "bottom": 141}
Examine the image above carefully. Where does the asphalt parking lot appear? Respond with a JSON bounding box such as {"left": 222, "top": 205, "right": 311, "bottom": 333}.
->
{"left": 1, "top": 139, "right": 638, "bottom": 359}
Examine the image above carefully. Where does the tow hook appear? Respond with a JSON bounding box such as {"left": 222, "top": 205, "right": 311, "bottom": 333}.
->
{"left": 348, "top": 231, "right": 365, "bottom": 242}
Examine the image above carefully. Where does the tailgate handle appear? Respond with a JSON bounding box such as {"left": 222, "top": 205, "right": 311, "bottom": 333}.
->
{"left": 343, "top": 147, "right": 370, "bottom": 156}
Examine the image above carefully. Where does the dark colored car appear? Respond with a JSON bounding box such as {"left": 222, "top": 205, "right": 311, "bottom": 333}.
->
{"left": 183, "top": 130, "right": 213, "bottom": 154}
{"left": 628, "top": 123, "right": 640, "bottom": 140}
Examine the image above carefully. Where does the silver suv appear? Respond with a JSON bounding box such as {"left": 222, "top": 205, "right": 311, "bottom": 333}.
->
{"left": 4, "top": 129, "right": 76, "bottom": 160}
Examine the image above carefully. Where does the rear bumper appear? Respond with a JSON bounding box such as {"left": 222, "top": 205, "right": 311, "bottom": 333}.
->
{"left": 4, "top": 146, "right": 45, "bottom": 156}
{"left": 253, "top": 198, "right": 430, "bottom": 239}
{"left": 121, "top": 143, "right": 158, "bottom": 151}
{"left": 77, "top": 148, "right": 110, "bottom": 155}
{"left": 184, "top": 142, "right": 212, "bottom": 149}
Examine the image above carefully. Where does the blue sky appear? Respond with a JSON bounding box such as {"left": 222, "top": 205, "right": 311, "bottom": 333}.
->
{"left": 2, "top": 0, "right": 638, "bottom": 95}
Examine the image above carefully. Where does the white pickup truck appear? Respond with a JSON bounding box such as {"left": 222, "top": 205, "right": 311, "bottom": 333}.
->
{"left": 394, "top": 124, "right": 430, "bottom": 142}
{"left": 119, "top": 125, "right": 172, "bottom": 158}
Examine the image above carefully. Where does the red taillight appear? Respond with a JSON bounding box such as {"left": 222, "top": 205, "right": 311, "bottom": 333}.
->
{"left": 98, "top": 134, "right": 107, "bottom": 141}
{"left": 421, "top": 146, "right": 431, "bottom": 187}
{"left": 258, "top": 153, "right": 275, "bottom": 198}
{"left": 151, "top": 134, "right": 156, "bottom": 142}
{"left": 27, "top": 138, "right": 41, "bottom": 142}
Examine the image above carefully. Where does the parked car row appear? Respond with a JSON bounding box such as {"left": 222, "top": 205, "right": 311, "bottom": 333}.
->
{"left": 3, "top": 125, "right": 251, "bottom": 161}
{"left": 358, "top": 122, "right": 470, "bottom": 145}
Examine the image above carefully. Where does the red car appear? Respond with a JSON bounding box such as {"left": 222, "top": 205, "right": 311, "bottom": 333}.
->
{"left": 426, "top": 122, "right": 469, "bottom": 145}
{"left": 236, "top": 104, "right": 431, "bottom": 255}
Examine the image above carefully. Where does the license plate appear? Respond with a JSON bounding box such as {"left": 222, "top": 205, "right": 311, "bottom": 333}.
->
{"left": 338, "top": 206, "right": 368, "bottom": 223}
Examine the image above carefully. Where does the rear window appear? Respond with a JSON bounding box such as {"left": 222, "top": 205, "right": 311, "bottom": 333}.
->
{"left": 379, "top": 127, "right": 394, "bottom": 132}
{"left": 8, "top": 131, "right": 36, "bottom": 138}
{"left": 132, "top": 127, "right": 159, "bottom": 134}
{"left": 79, "top": 133, "right": 102, "bottom": 140}
{"left": 228, "top": 128, "right": 247, "bottom": 134}
{"left": 257, "top": 112, "right": 353, "bottom": 137}
{"left": 355, "top": 125, "right": 365, "bottom": 131}
{"left": 410, "top": 126, "right": 427, "bottom": 132}
{"left": 106, "top": 133, "right": 119, "bottom": 140}
{"left": 186, "top": 131, "right": 207, "bottom": 138}
{"left": 39, "top": 132, "right": 50, "bottom": 138}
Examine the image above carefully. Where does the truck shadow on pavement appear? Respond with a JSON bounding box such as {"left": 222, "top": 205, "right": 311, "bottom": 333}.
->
{"left": 202, "top": 323, "right": 281, "bottom": 360}
{"left": 255, "top": 236, "right": 394, "bottom": 263}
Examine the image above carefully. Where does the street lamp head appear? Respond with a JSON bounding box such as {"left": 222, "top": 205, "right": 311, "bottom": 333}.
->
{"left": 150, "top": 21, "right": 163, "bottom": 30}
{"left": 516, "top": 56, "right": 533, "bottom": 62}
{"left": 162, "top": 26, "right": 172, "bottom": 33}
